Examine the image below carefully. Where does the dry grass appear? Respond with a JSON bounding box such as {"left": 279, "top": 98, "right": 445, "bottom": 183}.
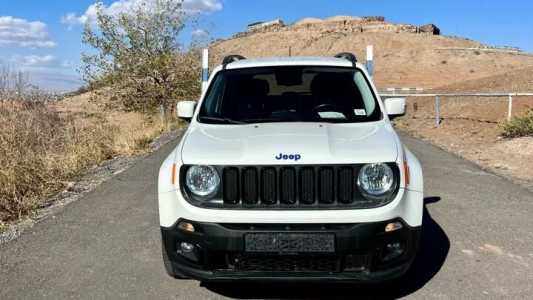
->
{"left": 52, "top": 89, "right": 176, "bottom": 155}
{"left": 0, "top": 93, "right": 174, "bottom": 227}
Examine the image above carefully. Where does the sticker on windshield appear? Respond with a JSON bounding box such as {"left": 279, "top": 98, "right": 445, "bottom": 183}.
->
{"left": 354, "top": 109, "right": 367, "bottom": 116}
{"left": 318, "top": 112, "right": 345, "bottom": 119}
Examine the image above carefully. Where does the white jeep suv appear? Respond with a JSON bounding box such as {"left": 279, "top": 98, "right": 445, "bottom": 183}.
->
{"left": 158, "top": 53, "right": 423, "bottom": 282}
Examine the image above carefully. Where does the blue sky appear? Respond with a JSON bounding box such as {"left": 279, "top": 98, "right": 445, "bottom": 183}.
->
{"left": 1, "top": 0, "right": 532, "bottom": 91}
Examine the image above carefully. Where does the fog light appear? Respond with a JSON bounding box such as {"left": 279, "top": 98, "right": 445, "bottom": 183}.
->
{"left": 382, "top": 242, "right": 404, "bottom": 262}
{"left": 180, "top": 242, "right": 194, "bottom": 253}
{"left": 385, "top": 222, "right": 403, "bottom": 233}
{"left": 177, "top": 242, "right": 200, "bottom": 262}
{"left": 177, "top": 221, "right": 195, "bottom": 233}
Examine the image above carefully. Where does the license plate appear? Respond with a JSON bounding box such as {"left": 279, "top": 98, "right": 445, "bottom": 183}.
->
{"left": 245, "top": 233, "right": 335, "bottom": 253}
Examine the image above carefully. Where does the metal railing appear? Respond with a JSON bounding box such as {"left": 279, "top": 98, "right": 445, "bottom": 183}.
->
{"left": 380, "top": 92, "right": 533, "bottom": 127}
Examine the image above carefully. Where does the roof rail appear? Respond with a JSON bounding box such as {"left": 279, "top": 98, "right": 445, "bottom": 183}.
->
{"left": 222, "top": 55, "right": 246, "bottom": 69}
{"left": 334, "top": 52, "right": 357, "bottom": 67}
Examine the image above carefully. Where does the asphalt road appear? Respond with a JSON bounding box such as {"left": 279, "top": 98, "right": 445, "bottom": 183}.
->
{"left": 1, "top": 133, "right": 533, "bottom": 299}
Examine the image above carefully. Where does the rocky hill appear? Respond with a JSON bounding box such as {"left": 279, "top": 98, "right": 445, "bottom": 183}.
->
{"left": 211, "top": 16, "right": 533, "bottom": 90}
{"left": 436, "top": 66, "right": 533, "bottom": 92}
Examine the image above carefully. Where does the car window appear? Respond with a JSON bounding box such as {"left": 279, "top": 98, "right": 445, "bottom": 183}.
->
{"left": 199, "top": 66, "right": 382, "bottom": 124}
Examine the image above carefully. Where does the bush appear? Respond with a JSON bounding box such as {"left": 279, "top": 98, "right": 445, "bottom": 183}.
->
{"left": 0, "top": 100, "right": 116, "bottom": 222}
{"left": 0, "top": 94, "right": 175, "bottom": 225}
{"left": 501, "top": 109, "right": 533, "bottom": 138}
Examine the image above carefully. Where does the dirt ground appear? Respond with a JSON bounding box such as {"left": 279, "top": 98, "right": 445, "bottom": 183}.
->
{"left": 396, "top": 96, "right": 533, "bottom": 190}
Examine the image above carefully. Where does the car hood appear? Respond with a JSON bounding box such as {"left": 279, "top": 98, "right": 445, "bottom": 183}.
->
{"left": 181, "top": 122, "right": 399, "bottom": 165}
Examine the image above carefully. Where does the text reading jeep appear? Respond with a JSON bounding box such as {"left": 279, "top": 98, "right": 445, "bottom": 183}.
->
{"left": 158, "top": 53, "right": 423, "bottom": 282}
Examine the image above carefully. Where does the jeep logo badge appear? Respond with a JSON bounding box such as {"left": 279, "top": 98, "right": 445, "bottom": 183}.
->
{"left": 275, "top": 153, "right": 301, "bottom": 162}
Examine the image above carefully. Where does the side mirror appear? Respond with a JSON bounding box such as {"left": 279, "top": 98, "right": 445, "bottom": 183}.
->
{"left": 384, "top": 97, "right": 406, "bottom": 120}
{"left": 177, "top": 101, "right": 197, "bottom": 122}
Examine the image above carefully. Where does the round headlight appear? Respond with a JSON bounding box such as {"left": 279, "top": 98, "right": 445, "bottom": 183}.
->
{"left": 185, "top": 165, "right": 220, "bottom": 197}
{"left": 357, "top": 163, "right": 395, "bottom": 198}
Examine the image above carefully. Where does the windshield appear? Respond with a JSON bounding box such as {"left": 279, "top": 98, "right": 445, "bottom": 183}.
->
{"left": 198, "top": 66, "right": 382, "bottom": 124}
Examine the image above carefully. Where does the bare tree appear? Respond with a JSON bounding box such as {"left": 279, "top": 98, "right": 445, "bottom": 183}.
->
{"left": 0, "top": 66, "right": 30, "bottom": 99}
{"left": 0, "top": 65, "right": 58, "bottom": 102}
{"left": 0, "top": 65, "right": 10, "bottom": 94}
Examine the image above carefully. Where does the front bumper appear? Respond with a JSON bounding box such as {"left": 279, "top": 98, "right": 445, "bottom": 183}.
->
{"left": 161, "top": 218, "right": 421, "bottom": 282}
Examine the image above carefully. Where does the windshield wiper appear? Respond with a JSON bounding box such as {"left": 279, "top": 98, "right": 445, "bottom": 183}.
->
{"left": 198, "top": 116, "right": 245, "bottom": 124}
{"left": 240, "top": 118, "right": 288, "bottom": 124}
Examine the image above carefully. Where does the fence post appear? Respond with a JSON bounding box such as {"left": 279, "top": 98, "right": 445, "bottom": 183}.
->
{"left": 435, "top": 95, "right": 440, "bottom": 127}
{"left": 507, "top": 94, "right": 513, "bottom": 121}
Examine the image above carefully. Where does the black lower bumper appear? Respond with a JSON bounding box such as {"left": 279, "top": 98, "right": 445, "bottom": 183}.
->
{"left": 161, "top": 219, "right": 421, "bottom": 282}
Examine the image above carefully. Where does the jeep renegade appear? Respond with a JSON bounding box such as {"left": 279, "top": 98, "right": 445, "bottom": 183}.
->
{"left": 158, "top": 53, "right": 423, "bottom": 282}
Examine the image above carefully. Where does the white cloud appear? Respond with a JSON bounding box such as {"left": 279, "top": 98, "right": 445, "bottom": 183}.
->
{"left": 182, "top": 0, "right": 222, "bottom": 13}
{"left": 60, "top": 60, "right": 76, "bottom": 68}
{"left": 0, "top": 16, "right": 56, "bottom": 48}
{"left": 14, "top": 55, "right": 57, "bottom": 67}
{"left": 9, "top": 55, "right": 76, "bottom": 71}
{"left": 191, "top": 28, "right": 209, "bottom": 38}
{"left": 62, "top": 0, "right": 223, "bottom": 26}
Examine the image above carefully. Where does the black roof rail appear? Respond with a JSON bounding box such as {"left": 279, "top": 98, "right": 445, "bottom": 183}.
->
{"left": 222, "top": 55, "right": 246, "bottom": 69}
{"left": 334, "top": 52, "right": 357, "bottom": 67}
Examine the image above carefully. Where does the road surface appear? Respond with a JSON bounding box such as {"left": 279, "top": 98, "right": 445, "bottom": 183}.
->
{"left": 1, "top": 134, "right": 532, "bottom": 299}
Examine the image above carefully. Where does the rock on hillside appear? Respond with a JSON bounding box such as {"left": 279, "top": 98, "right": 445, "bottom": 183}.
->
{"left": 211, "top": 16, "right": 533, "bottom": 89}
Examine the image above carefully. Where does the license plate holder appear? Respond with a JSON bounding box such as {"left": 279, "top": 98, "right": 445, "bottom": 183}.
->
{"left": 244, "top": 233, "right": 335, "bottom": 254}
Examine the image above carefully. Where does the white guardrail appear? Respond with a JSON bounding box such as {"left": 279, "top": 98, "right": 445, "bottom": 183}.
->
{"left": 380, "top": 92, "right": 533, "bottom": 127}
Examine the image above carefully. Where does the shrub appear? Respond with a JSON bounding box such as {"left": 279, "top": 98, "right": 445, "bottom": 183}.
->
{"left": 0, "top": 95, "right": 175, "bottom": 224}
{"left": 0, "top": 100, "right": 116, "bottom": 222}
{"left": 501, "top": 109, "right": 533, "bottom": 138}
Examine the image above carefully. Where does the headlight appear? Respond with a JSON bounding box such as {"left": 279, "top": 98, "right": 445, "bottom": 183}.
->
{"left": 185, "top": 165, "right": 220, "bottom": 197}
{"left": 357, "top": 163, "right": 395, "bottom": 199}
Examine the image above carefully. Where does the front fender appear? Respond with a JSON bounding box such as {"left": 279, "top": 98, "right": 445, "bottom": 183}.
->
{"left": 405, "top": 147, "right": 423, "bottom": 193}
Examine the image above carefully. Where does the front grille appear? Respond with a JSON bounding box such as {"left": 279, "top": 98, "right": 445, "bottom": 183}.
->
{"left": 181, "top": 164, "right": 400, "bottom": 209}
{"left": 223, "top": 254, "right": 370, "bottom": 273}
{"left": 220, "top": 165, "right": 386, "bottom": 208}
{"left": 222, "top": 168, "right": 240, "bottom": 204}
{"left": 261, "top": 167, "right": 277, "bottom": 204}
{"left": 280, "top": 167, "right": 297, "bottom": 204}
{"left": 233, "top": 255, "right": 342, "bottom": 273}
{"left": 318, "top": 167, "right": 335, "bottom": 204}
{"left": 299, "top": 167, "right": 315, "bottom": 204}
{"left": 242, "top": 168, "right": 259, "bottom": 204}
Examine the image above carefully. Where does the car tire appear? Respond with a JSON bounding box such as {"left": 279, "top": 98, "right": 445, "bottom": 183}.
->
{"left": 162, "top": 240, "right": 189, "bottom": 279}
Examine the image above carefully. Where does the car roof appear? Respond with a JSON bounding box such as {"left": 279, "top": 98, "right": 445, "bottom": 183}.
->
{"left": 223, "top": 56, "right": 359, "bottom": 70}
